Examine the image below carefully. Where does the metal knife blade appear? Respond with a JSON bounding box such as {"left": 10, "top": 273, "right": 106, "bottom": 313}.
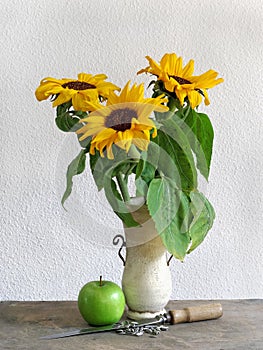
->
{"left": 40, "top": 324, "right": 122, "bottom": 339}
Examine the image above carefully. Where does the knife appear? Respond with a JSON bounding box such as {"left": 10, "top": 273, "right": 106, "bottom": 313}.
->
{"left": 40, "top": 303, "right": 223, "bottom": 339}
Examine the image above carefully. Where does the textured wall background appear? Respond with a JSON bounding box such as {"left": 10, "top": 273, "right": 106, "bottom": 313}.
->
{"left": 1, "top": 0, "right": 262, "bottom": 301}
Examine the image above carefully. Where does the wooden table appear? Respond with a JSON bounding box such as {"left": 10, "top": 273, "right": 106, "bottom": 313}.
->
{"left": 0, "top": 300, "right": 262, "bottom": 349}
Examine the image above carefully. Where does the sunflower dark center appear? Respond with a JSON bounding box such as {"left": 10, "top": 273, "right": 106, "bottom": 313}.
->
{"left": 105, "top": 108, "right": 137, "bottom": 132}
{"left": 170, "top": 75, "right": 192, "bottom": 85}
{"left": 62, "top": 81, "right": 96, "bottom": 90}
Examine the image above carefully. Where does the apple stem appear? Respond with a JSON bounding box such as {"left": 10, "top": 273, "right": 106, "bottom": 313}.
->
{"left": 100, "top": 275, "right": 102, "bottom": 287}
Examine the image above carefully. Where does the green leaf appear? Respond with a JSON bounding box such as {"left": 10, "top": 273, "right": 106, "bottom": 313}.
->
{"left": 73, "top": 110, "right": 88, "bottom": 118}
{"left": 135, "top": 143, "right": 159, "bottom": 197}
{"left": 55, "top": 102, "right": 87, "bottom": 133}
{"left": 176, "top": 109, "right": 214, "bottom": 180}
{"left": 135, "top": 177, "right": 148, "bottom": 197}
{"left": 88, "top": 145, "right": 139, "bottom": 226}
{"left": 147, "top": 178, "right": 176, "bottom": 231}
{"left": 89, "top": 145, "right": 137, "bottom": 191}
{"left": 90, "top": 158, "right": 106, "bottom": 191}
{"left": 56, "top": 101, "right": 72, "bottom": 116}
{"left": 155, "top": 118, "right": 197, "bottom": 191}
{"left": 136, "top": 151, "right": 155, "bottom": 183}
{"left": 147, "top": 177, "right": 191, "bottom": 261}
{"left": 89, "top": 151, "right": 112, "bottom": 191}
{"left": 90, "top": 148, "right": 125, "bottom": 191}
{"left": 103, "top": 173, "right": 139, "bottom": 228}
{"left": 61, "top": 150, "right": 86, "bottom": 207}
{"left": 77, "top": 135, "right": 91, "bottom": 151}
{"left": 187, "top": 192, "right": 215, "bottom": 253}
{"left": 55, "top": 112, "right": 79, "bottom": 132}
{"left": 89, "top": 149, "right": 100, "bottom": 173}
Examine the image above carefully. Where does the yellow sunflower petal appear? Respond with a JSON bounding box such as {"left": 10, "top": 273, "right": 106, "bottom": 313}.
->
{"left": 133, "top": 115, "right": 156, "bottom": 137}
{"left": 119, "top": 81, "right": 131, "bottom": 102}
{"left": 203, "top": 89, "right": 210, "bottom": 105}
{"left": 187, "top": 90, "right": 203, "bottom": 109}
{"left": 146, "top": 55, "right": 162, "bottom": 74}
{"left": 94, "top": 132, "right": 116, "bottom": 151}
{"left": 158, "top": 71, "right": 170, "bottom": 82}
{"left": 123, "top": 131, "right": 133, "bottom": 152}
{"left": 133, "top": 129, "right": 150, "bottom": 143}
{"left": 77, "top": 126, "right": 105, "bottom": 140}
{"left": 52, "top": 92, "right": 74, "bottom": 107}
{"left": 175, "top": 88, "right": 187, "bottom": 106}
{"left": 115, "top": 130, "right": 132, "bottom": 152}
{"left": 134, "top": 118, "right": 156, "bottom": 138}
{"left": 131, "top": 105, "right": 151, "bottom": 123}
{"left": 128, "top": 83, "right": 144, "bottom": 102}
{"left": 106, "top": 90, "right": 119, "bottom": 106}
{"left": 93, "top": 74, "right": 108, "bottom": 81}
{"left": 182, "top": 59, "right": 195, "bottom": 78}
{"left": 106, "top": 139, "right": 115, "bottom": 159}
{"left": 98, "top": 137, "right": 113, "bottom": 154}
{"left": 167, "top": 54, "right": 176, "bottom": 76}
{"left": 35, "top": 82, "right": 63, "bottom": 101}
{"left": 174, "top": 56, "right": 183, "bottom": 76}
{"left": 91, "top": 131, "right": 117, "bottom": 158}
{"left": 94, "top": 128, "right": 116, "bottom": 142}
{"left": 132, "top": 136, "right": 149, "bottom": 151}
{"left": 152, "top": 127, "right": 157, "bottom": 138}
{"left": 72, "top": 91, "right": 98, "bottom": 111}
{"left": 85, "top": 115, "right": 105, "bottom": 124}
{"left": 35, "top": 85, "right": 53, "bottom": 101}
{"left": 89, "top": 142, "right": 96, "bottom": 156}
{"left": 83, "top": 89, "right": 99, "bottom": 100}
{"left": 77, "top": 73, "right": 93, "bottom": 82}
{"left": 94, "top": 143, "right": 105, "bottom": 157}
{"left": 164, "top": 79, "right": 177, "bottom": 93}
{"left": 97, "top": 81, "right": 121, "bottom": 95}
{"left": 191, "top": 70, "right": 224, "bottom": 89}
{"left": 40, "top": 77, "right": 67, "bottom": 85}
{"left": 143, "top": 129, "right": 150, "bottom": 140}
{"left": 160, "top": 53, "right": 175, "bottom": 73}
{"left": 137, "top": 55, "right": 161, "bottom": 76}
{"left": 80, "top": 100, "right": 105, "bottom": 113}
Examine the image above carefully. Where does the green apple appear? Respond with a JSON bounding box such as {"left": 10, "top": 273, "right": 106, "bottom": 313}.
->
{"left": 78, "top": 276, "right": 126, "bottom": 326}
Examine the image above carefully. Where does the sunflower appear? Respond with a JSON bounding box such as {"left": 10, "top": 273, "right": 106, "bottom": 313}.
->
{"left": 76, "top": 81, "right": 168, "bottom": 159}
{"left": 137, "top": 53, "right": 224, "bottom": 109}
{"left": 35, "top": 73, "right": 120, "bottom": 111}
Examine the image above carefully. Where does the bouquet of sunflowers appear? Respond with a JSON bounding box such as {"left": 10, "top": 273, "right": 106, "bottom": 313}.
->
{"left": 35, "top": 53, "right": 223, "bottom": 261}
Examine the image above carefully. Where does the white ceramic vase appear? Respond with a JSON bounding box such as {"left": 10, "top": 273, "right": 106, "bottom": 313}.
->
{"left": 121, "top": 198, "right": 172, "bottom": 320}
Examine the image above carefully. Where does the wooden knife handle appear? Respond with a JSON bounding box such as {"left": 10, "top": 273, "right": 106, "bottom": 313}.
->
{"left": 169, "top": 303, "right": 223, "bottom": 324}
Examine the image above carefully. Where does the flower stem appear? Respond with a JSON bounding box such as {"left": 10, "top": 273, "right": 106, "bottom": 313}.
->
{"left": 116, "top": 174, "right": 130, "bottom": 202}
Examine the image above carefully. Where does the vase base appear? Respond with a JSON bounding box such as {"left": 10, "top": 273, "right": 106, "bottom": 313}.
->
{"left": 127, "top": 308, "right": 166, "bottom": 320}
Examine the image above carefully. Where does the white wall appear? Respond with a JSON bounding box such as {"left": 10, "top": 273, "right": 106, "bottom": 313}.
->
{"left": 1, "top": 0, "right": 262, "bottom": 301}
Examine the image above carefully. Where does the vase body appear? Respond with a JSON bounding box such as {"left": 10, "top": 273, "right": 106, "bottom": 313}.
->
{"left": 121, "top": 198, "right": 172, "bottom": 320}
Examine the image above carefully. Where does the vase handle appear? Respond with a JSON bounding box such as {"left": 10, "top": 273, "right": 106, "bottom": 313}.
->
{"left": 167, "top": 254, "right": 173, "bottom": 266}
{"left": 113, "top": 235, "right": 173, "bottom": 267}
{"left": 113, "top": 234, "right": 126, "bottom": 266}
